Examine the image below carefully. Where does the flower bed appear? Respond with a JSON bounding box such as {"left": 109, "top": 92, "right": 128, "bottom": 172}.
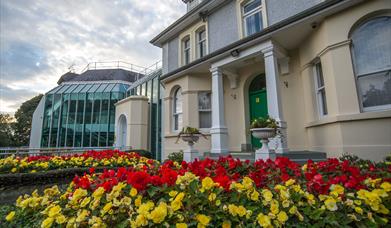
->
{"left": 3, "top": 156, "right": 391, "bottom": 227}
{"left": 0, "top": 150, "right": 155, "bottom": 174}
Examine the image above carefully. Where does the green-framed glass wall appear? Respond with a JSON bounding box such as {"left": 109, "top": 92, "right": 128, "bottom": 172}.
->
{"left": 41, "top": 82, "right": 129, "bottom": 148}
{"left": 128, "top": 70, "right": 162, "bottom": 160}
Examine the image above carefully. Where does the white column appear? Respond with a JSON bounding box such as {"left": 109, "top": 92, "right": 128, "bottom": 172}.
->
{"left": 262, "top": 47, "right": 288, "bottom": 154}
{"left": 210, "top": 67, "right": 229, "bottom": 154}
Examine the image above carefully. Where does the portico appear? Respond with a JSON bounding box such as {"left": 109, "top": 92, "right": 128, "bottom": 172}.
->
{"left": 209, "top": 40, "right": 289, "bottom": 155}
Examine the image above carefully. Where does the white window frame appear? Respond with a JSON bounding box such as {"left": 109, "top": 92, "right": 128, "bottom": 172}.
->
{"left": 182, "top": 37, "right": 191, "bottom": 66}
{"left": 196, "top": 28, "right": 207, "bottom": 59}
{"left": 313, "top": 60, "right": 328, "bottom": 117}
{"left": 172, "top": 88, "right": 183, "bottom": 132}
{"left": 198, "top": 91, "right": 212, "bottom": 130}
{"left": 350, "top": 15, "right": 391, "bottom": 112}
{"left": 242, "top": 0, "right": 263, "bottom": 37}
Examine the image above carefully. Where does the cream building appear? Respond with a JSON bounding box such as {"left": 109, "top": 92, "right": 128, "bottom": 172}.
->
{"left": 118, "top": 0, "right": 391, "bottom": 161}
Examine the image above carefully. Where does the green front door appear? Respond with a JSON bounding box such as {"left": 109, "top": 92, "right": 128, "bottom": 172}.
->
{"left": 249, "top": 87, "right": 268, "bottom": 149}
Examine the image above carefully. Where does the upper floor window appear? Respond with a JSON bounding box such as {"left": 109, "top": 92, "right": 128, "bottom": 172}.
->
{"left": 198, "top": 91, "right": 211, "bottom": 128}
{"left": 351, "top": 16, "right": 391, "bottom": 111}
{"left": 173, "top": 88, "right": 183, "bottom": 131}
{"left": 182, "top": 37, "right": 191, "bottom": 65}
{"left": 313, "top": 60, "right": 328, "bottom": 117}
{"left": 242, "top": 0, "right": 263, "bottom": 36}
{"left": 197, "top": 28, "right": 207, "bottom": 59}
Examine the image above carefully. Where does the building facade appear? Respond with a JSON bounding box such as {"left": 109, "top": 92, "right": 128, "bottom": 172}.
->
{"left": 29, "top": 64, "right": 144, "bottom": 149}
{"left": 147, "top": 0, "right": 390, "bottom": 161}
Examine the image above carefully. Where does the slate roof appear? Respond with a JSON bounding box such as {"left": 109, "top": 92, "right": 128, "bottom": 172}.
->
{"left": 57, "top": 69, "right": 144, "bottom": 85}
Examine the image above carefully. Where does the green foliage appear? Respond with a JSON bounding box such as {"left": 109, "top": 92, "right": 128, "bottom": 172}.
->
{"left": 166, "top": 151, "right": 184, "bottom": 163}
{"left": 250, "top": 116, "right": 278, "bottom": 129}
{"left": 0, "top": 114, "right": 15, "bottom": 147}
{"left": 13, "top": 94, "right": 43, "bottom": 146}
{"left": 175, "top": 126, "right": 208, "bottom": 143}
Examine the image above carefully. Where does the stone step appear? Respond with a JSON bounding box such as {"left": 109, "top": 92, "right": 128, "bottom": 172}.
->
{"left": 201, "top": 151, "right": 327, "bottom": 164}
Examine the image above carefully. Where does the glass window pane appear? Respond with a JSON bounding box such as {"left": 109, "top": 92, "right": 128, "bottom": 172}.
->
{"left": 147, "top": 81, "right": 152, "bottom": 99}
{"left": 96, "top": 83, "right": 109, "bottom": 92}
{"left": 243, "top": 0, "right": 261, "bottom": 14}
{"left": 352, "top": 17, "right": 391, "bottom": 76}
{"left": 73, "top": 84, "right": 86, "bottom": 93}
{"left": 245, "top": 12, "right": 262, "bottom": 36}
{"left": 199, "top": 112, "right": 212, "bottom": 129}
{"left": 49, "top": 94, "right": 61, "bottom": 147}
{"left": 198, "top": 92, "right": 211, "bottom": 110}
{"left": 358, "top": 71, "right": 391, "bottom": 108}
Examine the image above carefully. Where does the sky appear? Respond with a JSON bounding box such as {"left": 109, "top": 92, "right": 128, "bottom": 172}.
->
{"left": 0, "top": 0, "right": 186, "bottom": 114}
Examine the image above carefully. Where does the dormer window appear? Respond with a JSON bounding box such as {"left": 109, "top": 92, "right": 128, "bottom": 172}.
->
{"left": 242, "top": 0, "right": 263, "bottom": 36}
{"left": 196, "top": 27, "right": 207, "bottom": 58}
{"left": 182, "top": 37, "right": 191, "bottom": 65}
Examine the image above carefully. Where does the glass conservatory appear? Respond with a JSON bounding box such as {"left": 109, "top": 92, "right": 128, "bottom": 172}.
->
{"left": 41, "top": 82, "right": 130, "bottom": 148}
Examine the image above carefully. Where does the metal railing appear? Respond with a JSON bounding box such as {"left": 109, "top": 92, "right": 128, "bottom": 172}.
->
{"left": 0, "top": 146, "right": 133, "bottom": 159}
{"left": 79, "top": 60, "right": 162, "bottom": 77}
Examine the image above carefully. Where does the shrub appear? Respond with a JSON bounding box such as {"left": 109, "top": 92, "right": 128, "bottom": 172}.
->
{"left": 166, "top": 151, "right": 184, "bottom": 163}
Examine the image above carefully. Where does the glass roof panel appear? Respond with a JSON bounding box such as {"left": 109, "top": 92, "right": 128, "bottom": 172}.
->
{"left": 88, "top": 84, "right": 100, "bottom": 93}
{"left": 57, "top": 85, "right": 70, "bottom": 94}
{"left": 64, "top": 84, "right": 78, "bottom": 93}
{"left": 72, "top": 84, "right": 86, "bottom": 93}
{"left": 111, "top": 84, "right": 121, "bottom": 92}
{"left": 80, "top": 84, "right": 93, "bottom": 93}
{"left": 48, "top": 85, "right": 62, "bottom": 94}
{"left": 104, "top": 83, "right": 116, "bottom": 92}
{"left": 96, "top": 83, "right": 109, "bottom": 92}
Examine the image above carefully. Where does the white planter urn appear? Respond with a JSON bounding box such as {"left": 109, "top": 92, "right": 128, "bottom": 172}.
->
{"left": 250, "top": 128, "right": 277, "bottom": 161}
{"left": 180, "top": 134, "right": 200, "bottom": 162}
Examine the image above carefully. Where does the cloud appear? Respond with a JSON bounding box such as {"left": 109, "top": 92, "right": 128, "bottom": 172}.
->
{"left": 0, "top": 0, "right": 186, "bottom": 114}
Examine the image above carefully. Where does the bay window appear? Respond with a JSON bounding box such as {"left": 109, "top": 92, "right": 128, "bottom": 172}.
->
{"left": 313, "top": 60, "right": 328, "bottom": 117}
{"left": 351, "top": 16, "right": 391, "bottom": 111}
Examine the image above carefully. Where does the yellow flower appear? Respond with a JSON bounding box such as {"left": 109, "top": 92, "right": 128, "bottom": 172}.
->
{"left": 130, "top": 188, "right": 138, "bottom": 197}
{"left": 80, "top": 197, "right": 91, "bottom": 208}
{"left": 257, "top": 213, "right": 271, "bottom": 227}
{"left": 176, "top": 223, "right": 188, "bottom": 228}
{"left": 169, "top": 190, "right": 178, "bottom": 197}
{"left": 270, "top": 200, "right": 279, "bottom": 215}
{"left": 250, "top": 190, "right": 259, "bottom": 201}
{"left": 135, "top": 195, "right": 142, "bottom": 207}
{"left": 208, "top": 193, "right": 217, "bottom": 201}
{"left": 56, "top": 215, "right": 66, "bottom": 224}
{"left": 201, "top": 177, "right": 215, "bottom": 191}
{"left": 355, "top": 207, "right": 363, "bottom": 215}
{"left": 215, "top": 200, "right": 221, "bottom": 206}
{"left": 76, "top": 210, "right": 89, "bottom": 223}
{"left": 380, "top": 182, "right": 391, "bottom": 192}
{"left": 324, "top": 198, "right": 338, "bottom": 211}
{"left": 92, "top": 187, "right": 105, "bottom": 199}
{"left": 41, "top": 217, "right": 54, "bottom": 228}
{"left": 277, "top": 211, "right": 288, "bottom": 224}
{"left": 196, "top": 214, "right": 211, "bottom": 226}
{"left": 242, "top": 177, "right": 254, "bottom": 190}
{"left": 262, "top": 189, "right": 273, "bottom": 202}
{"left": 149, "top": 202, "right": 168, "bottom": 224}
{"left": 222, "top": 220, "right": 231, "bottom": 228}
{"left": 289, "top": 206, "right": 297, "bottom": 214}
{"left": 5, "top": 211, "right": 15, "bottom": 221}
{"left": 285, "top": 179, "right": 295, "bottom": 186}
{"left": 48, "top": 205, "right": 61, "bottom": 218}
{"left": 101, "top": 202, "right": 113, "bottom": 216}
{"left": 11, "top": 168, "right": 17, "bottom": 173}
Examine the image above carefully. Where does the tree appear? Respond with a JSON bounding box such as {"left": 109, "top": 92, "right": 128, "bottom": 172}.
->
{"left": 0, "top": 113, "right": 15, "bottom": 147}
{"left": 13, "top": 94, "right": 44, "bottom": 146}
